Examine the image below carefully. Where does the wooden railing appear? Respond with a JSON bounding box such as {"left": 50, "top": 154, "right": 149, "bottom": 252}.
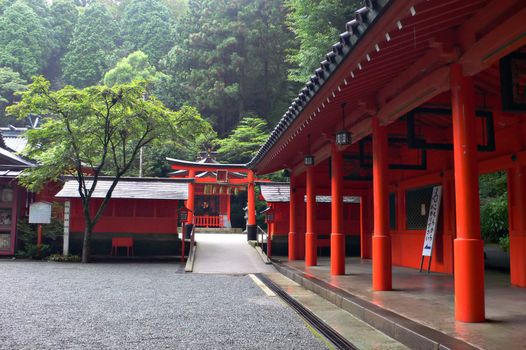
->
{"left": 194, "top": 215, "right": 224, "bottom": 228}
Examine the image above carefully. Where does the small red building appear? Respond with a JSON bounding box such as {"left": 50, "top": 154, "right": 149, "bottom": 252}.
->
{"left": 55, "top": 177, "right": 190, "bottom": 256}
{"left": 259, "top": 182, "right": 362, "bottom": 257}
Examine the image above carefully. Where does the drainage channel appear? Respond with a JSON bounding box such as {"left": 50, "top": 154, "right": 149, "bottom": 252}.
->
{"left": 255, "top": 273, "right": 358, "bottom": 350}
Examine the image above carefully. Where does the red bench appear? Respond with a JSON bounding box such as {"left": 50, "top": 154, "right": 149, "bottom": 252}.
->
{"left": 110, "top": 237, "right": 134, "bottom": 256}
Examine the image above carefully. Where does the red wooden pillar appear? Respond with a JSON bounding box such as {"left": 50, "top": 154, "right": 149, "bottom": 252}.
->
{"left": 305, "top": 166, "right": 317, "bottom": 266}
{"left": 187, "top": 170, "right": 196, "bottom": 224}
{"left": 451, "top": 64, "right": 485, "bottom": 322}
{"left": 331, "top": 144, "right": 345, "bottom": 275}
{"left": 372, "top": 117, "right": 392, "bottom": 291}
{"left": 288, "top": 176, "right": 298, "bottom": 260}
{"left": 247, "top": 170, "right": 257, "bottom": 240}
{"left": 509, "top": 163, "right": 526, "bottom": 287}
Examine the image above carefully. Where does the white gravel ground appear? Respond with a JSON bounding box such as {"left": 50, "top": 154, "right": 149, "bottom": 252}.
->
{"left": 0, "top": 261, "right": 328, "bottom": 350}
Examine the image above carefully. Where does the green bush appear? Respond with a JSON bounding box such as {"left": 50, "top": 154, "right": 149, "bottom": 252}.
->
{"left": 479, "top": 172, "right": 509, "bottom": 243}
{"left": 15, "top": 218, "right": 64, "bottom": 259}
{"left": 47, "top": 254, "right": 81, "bottom": 262}
{"left": 498, "top": 235, "right": 510, "bottom": 252}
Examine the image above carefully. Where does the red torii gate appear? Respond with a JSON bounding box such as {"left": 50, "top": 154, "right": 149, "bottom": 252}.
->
{"left": 167, "top": 157, "right": 261, "bottom": 240}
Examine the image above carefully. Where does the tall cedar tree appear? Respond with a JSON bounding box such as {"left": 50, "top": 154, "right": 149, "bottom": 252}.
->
{"left": 286, "top": 0, "right": 361, "bottom": 83}
{"left": 45, "top": 0, "right": 79, "bottom": 88}
{"left": 0, "top": 0, "right": 49, "bottom": 79}
{"left": 120, "top": 0, "right": 173, "bottom": 67}
{"left": 62, "top": 3, "right": 118, "bottom": 87}
{"left": 165, "top": 0, "right": 295, "bottom": 134}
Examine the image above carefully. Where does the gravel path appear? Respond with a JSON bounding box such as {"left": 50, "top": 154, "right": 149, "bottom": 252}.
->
{"left": 0, "top": 261, "right": 328, "bottom": 350}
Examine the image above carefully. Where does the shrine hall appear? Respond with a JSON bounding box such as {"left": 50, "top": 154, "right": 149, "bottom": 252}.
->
{"left": 245, "top": 0, "right": 526, "bottom": 325}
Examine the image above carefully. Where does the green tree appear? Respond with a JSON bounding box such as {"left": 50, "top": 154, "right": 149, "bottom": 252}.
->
{"left": 8, "top": 77, "right": 179, "bottom": 262}
{"left": 285, "top": 0, "right": 360, "bottom": 83}
{"left": 164, "top": 0, "right": 295, "bottom": 133}
{"left": 0, "top": 0, "right": 48, "bottom": 78}
{"left": 217, "top": 116, "right": 268, "bottom": 163}
{"left": 45, "top": 0, "right": 79, "bottom": 87}
{"left": 142, "top": 105, "right": 217, "bottom": 177}
{"left": 0, "top": 67, "right": 26, "bottom": 118}
{"left": 120, "top": 0, "right": 173, "bottom": 66}
{"left": 62, "top": 3, "right": 118, "bottom": 87}
{"left": 104, "top": 51, "right": 166, "bottom": 87}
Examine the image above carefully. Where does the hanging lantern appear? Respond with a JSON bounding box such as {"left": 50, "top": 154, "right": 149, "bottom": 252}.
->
{"left": 234, "top": 187, "right": 239, "bottom": 196}
{"left": 226, "top": 187, "right": 231, "bottom": 195}
{"left": 219, "top": 186, "right": 223, "bottom": 194}
{"left": 335, "top": 102, "right": 351, "bottom": 145}
{"left": 304, "top": 134, "right": 314, "bottom": 166}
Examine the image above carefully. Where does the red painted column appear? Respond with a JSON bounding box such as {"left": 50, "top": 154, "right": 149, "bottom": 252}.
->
{"left": 288, "top": 176, "right": 298, "bottom": 260}
{"left": 451, "top": 64, "right": 485, "bottom": 322}
{"left": 509, "top": 163, "right": 526, "bottom": 287}
{"left": 187, "top": 170, "right": 196, "bottom": 224}
{"left": 372, "top": 117, "right": 392, "bottom": 291}
{"left": 305, "top": 166, "right": 317, "bottom": 266}
{"left": 331, "top": 144, "right": 345, "bottom": 275}
{"left": 247, "top": 170, "right": 257, "bottom": 240}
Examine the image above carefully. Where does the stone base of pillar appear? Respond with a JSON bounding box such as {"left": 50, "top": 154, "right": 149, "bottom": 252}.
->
{"left": 510, "top": 234, "right": 526, "bottom": 287}
{"left": 288, "top": 231, "right": 297, "bottom": 260}
{"left": 372, "top": 235, "right": 392, "bottom": 291}
{"left": 247, "top": 225, "right": 257, "bottom": 241}
{"left": 305, "top": 232, "right": 317, "bottom": 266}
{"left": 330, "top": 232, "right": 345, "bottom": 275}
{"left": 454, "top": 238, "right": 485, "bottom": 322}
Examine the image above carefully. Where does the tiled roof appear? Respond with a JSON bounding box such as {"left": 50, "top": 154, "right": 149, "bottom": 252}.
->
{"left": 56, "top": 177, "right": 192, "bottom": 200}
{"left": 3, "top": 136, "right": 28, "bottom": 153}
{"left": 259, "top": 182, "right": 361, "bottom": 203}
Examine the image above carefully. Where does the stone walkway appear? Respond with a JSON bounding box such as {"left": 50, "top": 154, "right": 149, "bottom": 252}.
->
{"left": 192, "top": 233, "right": 276, "bottom": 274}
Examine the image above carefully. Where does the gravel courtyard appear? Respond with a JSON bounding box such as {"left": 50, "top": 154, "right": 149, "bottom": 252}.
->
{"left": 0, "top": 261, "right": 328, "bottom": 350}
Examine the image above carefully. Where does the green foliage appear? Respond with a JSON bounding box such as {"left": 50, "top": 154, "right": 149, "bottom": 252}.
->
{"left": 285, "top": 0, "right": 360, "bottom": 83}
{"left": 139, "top": 105, "right": 216, "bottom": 177}
{"left": 0, "top": 0, "right": 49, "bottom": 79}
{"left": 164, "top": 0, "right": 295, "bottom": 132}
{"left": 8, "top": 77, "right": 186, "bottom": 261}
{"left": 46, "top": 0, "right": 79, "bottom": 87}
{"left": 62, "top": 3, "right": 118, "bottom": 87}
{"left": 498, "top": 235, "right": 510, "bottom": 253}
{"left": 0, "top": 67, "right": 26, "bottom": 115}
{"left": 479, "top": 172, "right": 509, "bottom": 243}
{"left": 15, "top": 217, "right": 64, "bottom": 259}
{"left": 121, "top": 0, "right": 173, "bottom": 66}
{"left": 104, "top": 51, "right": 167, "bottom": 87}
{"left": 48, "top": 253, "right": 81, "bottom": 262}
{"left": 217, "top": 116, "right": 268, "bottom": 163}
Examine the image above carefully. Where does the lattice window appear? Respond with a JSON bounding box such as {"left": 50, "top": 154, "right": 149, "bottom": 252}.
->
{"left": 405, "top": 186, "right": 436, "bottom": 230}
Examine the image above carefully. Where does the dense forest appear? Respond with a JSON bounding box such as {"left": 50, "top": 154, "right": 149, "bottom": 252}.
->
{"left": 0, "top": 0, "right": 361, "bottom": 166}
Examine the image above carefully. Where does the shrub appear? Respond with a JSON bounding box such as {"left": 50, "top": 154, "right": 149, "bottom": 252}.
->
{"left": 47, "top": 254, "right": 81, "bottom": 262}
{"left": 15, "top": 218, "right": 64, "bottom": 259}
{"left": 498, "top": 235, "right": 510, "bottom": 253}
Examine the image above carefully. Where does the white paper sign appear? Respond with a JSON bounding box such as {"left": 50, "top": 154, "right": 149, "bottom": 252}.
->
{"left": 29, "top": 202, "right": 52, "bottom": 224}
{"left": 421, "top": 186, "right": 442, "bottom": 257}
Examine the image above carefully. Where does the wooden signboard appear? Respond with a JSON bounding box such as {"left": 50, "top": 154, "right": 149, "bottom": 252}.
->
{"left": 420, "top": 186, "right": 442, "bottom": 273}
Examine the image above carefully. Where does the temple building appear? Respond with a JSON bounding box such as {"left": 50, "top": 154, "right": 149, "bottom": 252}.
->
{"left": 246, "top": 0, "right": 526, "bottom": 323}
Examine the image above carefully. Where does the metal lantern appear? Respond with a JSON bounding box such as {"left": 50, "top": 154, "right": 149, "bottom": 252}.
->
{"left": 265, "top": 212, "right": 275, "bottom": 223}
{"left": 336, "top": 102, "right": 351, "bottom": 145}
{"left": 304, "top": 155, "right": 315, "bottom": 166}
{"left": 336, "top": 130, "right": 351, "bottom": 145}
{"left": 304, "top": 134, "right": 314, "bottom": 166}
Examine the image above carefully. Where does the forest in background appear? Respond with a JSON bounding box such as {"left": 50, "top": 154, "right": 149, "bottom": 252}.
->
{"left": 0, "top": 0, "right": 361, "bottom": 166}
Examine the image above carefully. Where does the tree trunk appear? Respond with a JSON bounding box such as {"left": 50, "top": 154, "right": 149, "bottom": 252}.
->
{"left": 81, "top": 225, "right": 92, "bottom": 263}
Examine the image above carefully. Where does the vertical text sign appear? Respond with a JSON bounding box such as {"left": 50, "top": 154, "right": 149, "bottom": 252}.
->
{"left": 422, "top": 186, "right": 442, "bottom": 257}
